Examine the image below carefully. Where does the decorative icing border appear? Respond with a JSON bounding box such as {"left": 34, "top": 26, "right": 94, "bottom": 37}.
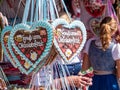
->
{"left": 52, "top": 19, "right": 87, "bottom": 63}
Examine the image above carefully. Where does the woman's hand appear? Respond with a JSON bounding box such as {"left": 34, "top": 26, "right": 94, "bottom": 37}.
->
{"left": 67, "top": 75, "right": 92, "bottom": 88}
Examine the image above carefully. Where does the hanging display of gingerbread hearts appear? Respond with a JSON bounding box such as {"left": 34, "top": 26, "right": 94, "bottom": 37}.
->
{"left": 83, "top": 0, "right": 106, "bottom": 17}
{"left": 8, "top": 21, "right": 53, "bottom": 75}
{"left": 89, "top": 18, "right": 101, "bottom": 36}
{"left": 52, "top": 19, "right": 86, "bottom": 63}
{"left": 1, "top": 26, "right": 17, "bottom": 67}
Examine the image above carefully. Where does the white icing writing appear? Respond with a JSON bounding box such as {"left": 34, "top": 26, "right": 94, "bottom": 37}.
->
{"left": 18, "top": 41, "right": 43, "bottom": 48}
{"left": 61, "top": 30, "right": 79, "bottom": 36}
{"left": 58, "top": 36, "right": 80, "bottom": 43}
{"left": 58, "top": 29, "right": 80, "bottom": 44}
{"left": 18, "top": 34, "right": 44, "bottom": 48}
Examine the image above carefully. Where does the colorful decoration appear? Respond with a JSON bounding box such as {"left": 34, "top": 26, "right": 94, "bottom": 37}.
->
{"left": 8, "top": 21, "right": 53, "bottom": 75}
{"left": 83, "top": 0, "right": 106, "bottom": 17}
{"left": 52, "top": 19, "right": 86, "bottom": 63}
{"left": 1, "top": 26, "right": 17, "bottom": 67}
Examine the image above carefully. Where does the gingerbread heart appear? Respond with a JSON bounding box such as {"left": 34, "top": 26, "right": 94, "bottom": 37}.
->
{"left": 83, "top": 0, "right": 106, "bottom": 17}
{"left": 52, "top": 19, "right": 87, "bottom": 63}
{"left": 1, "top": 26, "right": 17, "bottom": 67}
{"left": 8, "top": 21, "right": 53, "bottom": 75}
{"left": 89, "top": 18, "right": 101, "bottom": 36}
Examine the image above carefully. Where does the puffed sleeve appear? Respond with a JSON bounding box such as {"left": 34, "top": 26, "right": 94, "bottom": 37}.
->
{"left": 112, "top": 43, "right": 120, "bottom": 60}
{"left": 83, "top": 37, "right": 96, "bottom": 54}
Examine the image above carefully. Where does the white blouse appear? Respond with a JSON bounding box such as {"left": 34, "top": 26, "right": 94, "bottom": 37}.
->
{"left": 83, "top": 37, "right": 120, "bottom": 61}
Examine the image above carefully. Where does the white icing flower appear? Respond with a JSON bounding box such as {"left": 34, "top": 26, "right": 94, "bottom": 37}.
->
{"left": 24, "top": 62, "right": 30, "bottom": 69}
{"left": 30, "top": 51, "right": 37, "bottom": 61}
{"left": 65, "top": 49, "right": 72, "bottom": 58}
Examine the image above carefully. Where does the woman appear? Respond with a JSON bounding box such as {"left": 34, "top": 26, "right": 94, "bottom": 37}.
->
{"left": 82, "top": 16, "right": 120, "bottom": 90}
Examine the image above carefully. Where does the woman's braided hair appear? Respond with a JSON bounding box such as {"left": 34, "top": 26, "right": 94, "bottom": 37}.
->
{"left": 100, "top": 16, "right": 118, "bottom": 51}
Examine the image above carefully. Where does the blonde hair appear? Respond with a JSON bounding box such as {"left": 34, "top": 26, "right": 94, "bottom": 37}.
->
{"left": 100, "top": 16, "right": 118, "bottom": 51}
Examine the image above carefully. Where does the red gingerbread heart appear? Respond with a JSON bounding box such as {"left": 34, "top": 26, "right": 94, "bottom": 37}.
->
{"left": 83, "top": 0, "right": 106, "bottom": 17}
{"left": 8, "top": 21, "right": 53, "bottom": 75}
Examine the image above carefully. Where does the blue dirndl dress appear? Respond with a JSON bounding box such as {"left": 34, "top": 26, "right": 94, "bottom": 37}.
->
{"left": 88, "top": 40, "right": 119, "bottom": 90}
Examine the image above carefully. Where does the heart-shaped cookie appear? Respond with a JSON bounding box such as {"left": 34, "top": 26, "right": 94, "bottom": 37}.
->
{"left": 8, "top": 21, "right": 53, "bottom": 74}
{"left": 89, "top": 18, "right": 101, "bottom": 36}
{"left": 52, "top": 19, "right": 86, "bottom": 63}
{"left": 83, "top": 0, "right": 106, "bottom": 17}
{"left": 1, "top": 26, "right": 17, "bottom": 67}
